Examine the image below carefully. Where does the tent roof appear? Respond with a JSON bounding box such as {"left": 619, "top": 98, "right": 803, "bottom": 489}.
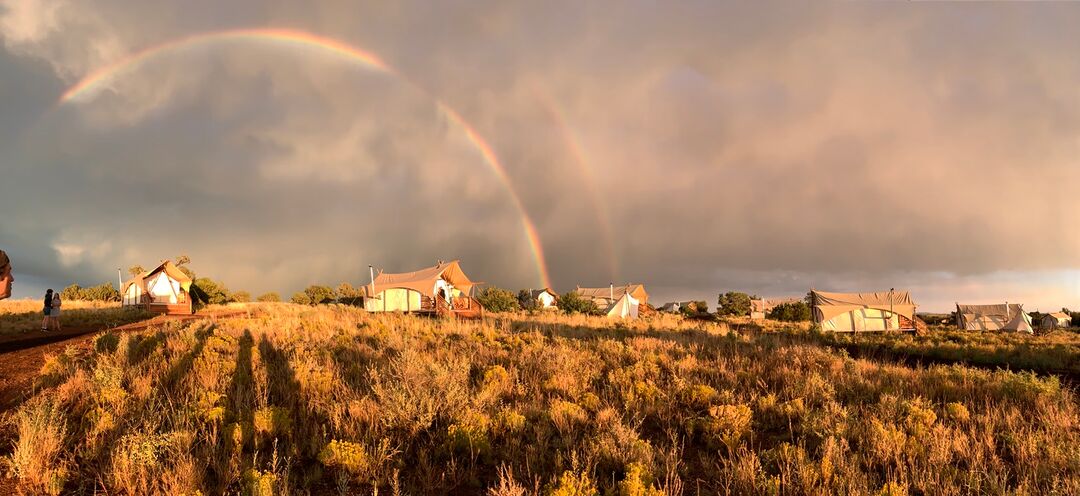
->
{"left": 1047, "top": 312, "right": 1071, "bottom": 320}
{"left": 576, "top": 284, "right": 648, "bottom": 301}
{"left": 812, "top": 290, "right": 916, "bottom": 321}
{"left": 122, "top": 260, "right": 193, "bottom": 293}
{"left": 530, "top": 288, "right": 557, "bottom": 299}
{"left": 955, "top": 303, "right": 1025, "bottom": 317}
{"left": 369, "top": 260, "right": 476, "bottom": 295}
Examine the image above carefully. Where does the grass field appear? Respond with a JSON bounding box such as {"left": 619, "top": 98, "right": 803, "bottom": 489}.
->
{"left": 4, "top": 304, "right": 1080, "bottom": 495}
{"left": 805, "top": 325, "right": 1080, "bottom": 377}
{"left": 0, "top": 299, "right": 153, "bottom": 337}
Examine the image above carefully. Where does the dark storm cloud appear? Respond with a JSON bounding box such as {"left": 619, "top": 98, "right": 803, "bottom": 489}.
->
{"left": 1, "top": 1, "right": 1077, "bottom": 310}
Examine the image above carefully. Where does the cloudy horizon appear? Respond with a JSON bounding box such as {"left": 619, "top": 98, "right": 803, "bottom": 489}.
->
{"left": 1, "top": 1, "right": 1078, "bottom": 313}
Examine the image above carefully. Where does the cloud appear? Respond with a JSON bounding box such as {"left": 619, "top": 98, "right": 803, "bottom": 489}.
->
{"left": 0, "top": 1, "right": 1077, "bottom": 311}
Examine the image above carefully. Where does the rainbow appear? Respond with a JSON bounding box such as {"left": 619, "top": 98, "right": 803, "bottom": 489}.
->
{"left": 57, "top": 28, "right": 552, "bottom": 289}
{"left": 535, "top": 90, "right": 618, "bottom": 281}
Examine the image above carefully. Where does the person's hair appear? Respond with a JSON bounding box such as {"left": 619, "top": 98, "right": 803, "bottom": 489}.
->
{"left": 46, "top": 289, "right": 53, "bottom": 294}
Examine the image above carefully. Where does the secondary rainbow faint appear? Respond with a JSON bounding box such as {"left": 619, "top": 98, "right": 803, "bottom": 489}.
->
{"left": 56, "top": 27, "right": 552, "bottom": 289}
{"left": 535, "top": 89, "right": 619, "bottom": 282}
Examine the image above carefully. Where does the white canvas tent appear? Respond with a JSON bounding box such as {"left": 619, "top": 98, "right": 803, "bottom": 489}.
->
{"left": 530, "top": 288, "right": 558, "bottom": 309}
{"left": 1040, "top": 312, "right": 1071, "bottom": 330}
{"left": 576, "top": 284, "right": 646, "bottom": 319}
{"left": 955, "top": 303, "right": 1033, "bottom": 333}
{"left": 811, "top": 290, "right": 917, "bottom": 332}
{"left": 362, "top": 260, "right": 481, "bottom": 317}
{"left": 122, "top": 260, "right": 194, "bottom": 315}
{"left": 604, "top": 293, "right": 640, "bottom": 319}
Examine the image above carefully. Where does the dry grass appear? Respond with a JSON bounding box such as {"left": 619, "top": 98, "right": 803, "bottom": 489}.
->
{"left": 5, "top": 304, "right": 1079, "bottom": 494}
{"left": 807, "top": 325, "right": 1080, "bottom": 375}
{"left": 0, "top": 299, "right": 152, "bottom": 336}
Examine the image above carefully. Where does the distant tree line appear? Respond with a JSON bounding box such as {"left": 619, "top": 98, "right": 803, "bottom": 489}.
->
{"left": 60, "top": 282, "right": 120, "bottom": 302}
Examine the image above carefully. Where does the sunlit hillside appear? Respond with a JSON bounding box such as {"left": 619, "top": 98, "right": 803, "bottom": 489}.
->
{"left": 6, "top": 304, "right": 1078, "bottom": 494}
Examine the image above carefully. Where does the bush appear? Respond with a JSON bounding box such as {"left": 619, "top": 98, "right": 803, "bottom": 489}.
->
{"left": 558, "top": 291, "right": 602, "bottom": 315}
{"left": 303, "top": 285, "right": 335, "bottom": 305}
{"left": 60, "top": 282, "right": 120, "bottom": 302}
{"left": 290, "top": 292, "right": 310, "bottom": 305}
{"left": 767, "top": 301, "right": 811, "bottom": 322}
{"left": 192, "top": 278, "right": 231, "bottom": 305}
{"left": 476, "top": 287, "right": 520, "bottom": 313}
{"left": 717, "top": 292, "right": 753, "bottom": 316}
{"left": 231, "top": 291, "right": 251, "bottom": 303}
{"left": 256, "top": 292, "right": 281, "bottom": 302}
{"left": 679, "top": 301, "right": 709, "bottom": 316}
{"left": 517, "top": 289, "right": 540, "bottom": 312}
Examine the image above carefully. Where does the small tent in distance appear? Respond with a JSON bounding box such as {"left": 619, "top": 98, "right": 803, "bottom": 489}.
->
{"left": 529, "top": 288, "right": 558, "bottom": 310}
{"left": 811, "top": 290, "right": 917, "bottom": 332}
{"left": 751, "top": 297, "right": 802, "bottom": 320}
{"left": 575, "top": 284, "right": 649, "bottom": 319}
{"left": 362, "top": 260, "right": 483, "bottom": 319}
{"left": 1040, "top": 312, "right": 1072, "bottom": 331}
{"left": 659, "top": 301, "right": 689, "bottom": 313}
{"left": 955, "top": 303, "right": 1033, "bottom": 333}
{"left": 122, "top": 260, "right": 194, "bottom": 315}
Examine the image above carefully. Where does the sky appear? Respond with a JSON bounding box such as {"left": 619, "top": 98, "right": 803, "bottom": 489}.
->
{"left": 0, "top": 1, "right": 1078, "bottom": 313}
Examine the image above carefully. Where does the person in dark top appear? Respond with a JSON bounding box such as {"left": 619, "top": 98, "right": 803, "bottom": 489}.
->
{"left": 41, "top": 289, "right": 53, "bottom": 332}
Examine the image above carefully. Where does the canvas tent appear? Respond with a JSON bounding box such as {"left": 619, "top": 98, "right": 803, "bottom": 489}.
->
{"left": 811, "top": 290, "right": 917, "bottom": 332}
{"left": 0, "top": 250, "right": 11, "bottom": 300}
{"left": 575, "top": 284, "right": 647, "bottom": 319}
{"left": 751, "top": 297, "right": 802, "bottom": 320}
{"left": 659, "top": 301, "right": 688, "bottom": 313}
{"left": 122, "top": 260, "right": 194, "bottom": 315}
{"left": 1040, "top": 312, "right": 1072, "bottom": 330}
{"left": 529, "top": 288, "right": 558, "bottom": 309}
{"left": 363, "top": 260, "right": 482, "bottom": 317}
{"left": 955, "top": 303, "right": 1033, "bottom": 333}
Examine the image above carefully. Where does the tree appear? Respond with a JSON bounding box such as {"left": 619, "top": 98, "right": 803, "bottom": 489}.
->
{"left": 716, "top": 291, "right": 753, "bottom": 316}
{"left": 336, "top": 283, "right": 360, "bottom": 299}
{"left": 82, "top": 282, "right": 120, "bottom": 302}
{"left": 517, "top": 289, "right": 540, "bottom": 312}
{"left": 679, "top": 300, "right": 709, "bottom": 316}
{"left": 336, "top": 282, "right": 364, "bottom": 305}
{"left": 258, "top": 291, "right": 282, "bottom": 302}
{"left": 231, "top": 291, "right": 251, "bottom": 303}
{"left": 558, "top": 291, "right": 602, "bottom": 315}
{"left": 59, "top": 282, "right": 119, "bottom": 301}
{"left": 193, "top": 278, "right": 231, "bottom": 305}
{"left": 291, "top": 292, "right": 312, "bottom": 305}
{"left": 174, "top": 255, "right": 195, "bottom": 279}
{"left": 61, "top": 284, "right": 83, "bottom": 301}
{"left": 475, "top": 287, "right": 520, "bottom": 313}
{"left": 257, "top": 292, "right": 281, "bottom": 302}
{"left": 767, "top": 301, "right": 812, "bottom": 322}
{"left": 128, "top": 265, "right": 146, "bottom": 278}
{"left": 303, "top": 285, "right": 335, "bottom": 305}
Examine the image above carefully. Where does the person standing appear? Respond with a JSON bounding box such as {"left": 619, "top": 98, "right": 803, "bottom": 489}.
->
{"left": 41, "top": 289, "right": 53, "bottom": 332}
{"left": 50, "top": 290, "right": 62, "bottom": 332}
{"left": 0, "top": 250, "right": 12, "bottom": 300}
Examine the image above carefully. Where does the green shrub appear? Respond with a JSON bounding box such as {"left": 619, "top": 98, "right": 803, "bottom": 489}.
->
{"left": 547, "top": 470, "right": 597, "bottom": 496}
{"left": 256, "top": 292, "right": 281, "bottom": 302}
{"left": 558, "top": 291, "right": 602, "bottom": 315}
{"left": 767, "top": 301, "right": 812, "bottom": 322}
{"left": 476, "top": 287, "right": 520, "bottom": 313}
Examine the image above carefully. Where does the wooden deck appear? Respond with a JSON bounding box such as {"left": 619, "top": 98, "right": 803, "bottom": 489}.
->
{"left": 133, "top": 302, "right": 194, "bottom": 316}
